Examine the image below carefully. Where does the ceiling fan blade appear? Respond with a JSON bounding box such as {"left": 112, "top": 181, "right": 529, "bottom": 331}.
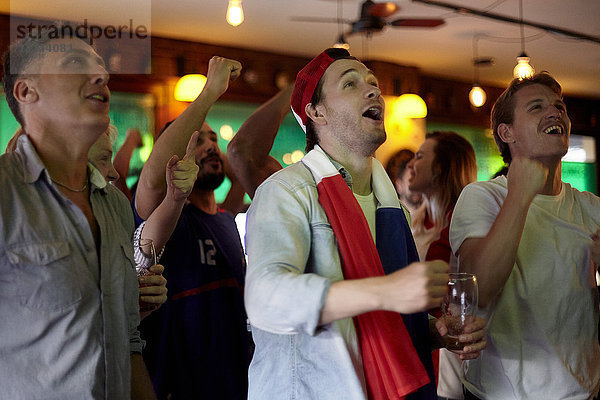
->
{"left": 390, "top": 18, "right": 445, "bottom": 27}
{"left": 369, "top": 2, "right": 400, "bottom": 18}
{"left": 289, "top": 16, "right": 354, "bottom": 24}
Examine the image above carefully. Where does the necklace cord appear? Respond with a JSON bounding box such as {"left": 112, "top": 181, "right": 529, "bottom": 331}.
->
{"left": 51, "top": 177, "right": 88, "bottom": 192}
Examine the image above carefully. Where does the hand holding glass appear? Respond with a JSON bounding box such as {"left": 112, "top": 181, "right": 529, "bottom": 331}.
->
{"left": 441, "top": 272, "right": 478, "bottom": 351}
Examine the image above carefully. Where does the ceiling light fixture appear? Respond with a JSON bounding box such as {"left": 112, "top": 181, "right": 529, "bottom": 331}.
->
{"left": 513, "top": 0, "right": 534, "bottom": 80}
{"left": 332, "top": 0, "right": 350, "bottom": 50}
{"left": 333, "top": 34, "right": 350, "bottom": 50}
{"left": 469, "top": 37, "right": 492, "bottom": 108}
{"left": 226, "top": 0, "right": 244, "bottom": 27}
{"left": 395, "top": 94, "right": 427, "bottom": 119}
{"left": 469, "top": 84, "right": 486, "bottom": 108}
{"left": 174, "top": 74, "right": 207, "bottom": 102}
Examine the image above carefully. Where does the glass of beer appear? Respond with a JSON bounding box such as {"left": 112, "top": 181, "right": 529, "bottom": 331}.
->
{"left": 441, "top": 272, "right": 478, "bottom": 352}
{"left": 135, "top": 238, "right": 157, "bottom": 277}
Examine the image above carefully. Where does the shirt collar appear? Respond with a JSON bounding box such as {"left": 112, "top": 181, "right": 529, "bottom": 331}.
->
{"left": 88, "top": 162, "right": 108, "bottom": 191}
{"left": 15, "top": 134, "right": 108, "bottom": 193}
{"left": 15, "top": 134, "right": 50, "bottom": 185}
{"left": 322, "top": 151, "right": 354, "bottom": 189}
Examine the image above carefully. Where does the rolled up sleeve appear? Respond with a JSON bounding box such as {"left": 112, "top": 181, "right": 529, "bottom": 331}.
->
{"left": 450, "top": 181, "right": 503, "bottom": 255}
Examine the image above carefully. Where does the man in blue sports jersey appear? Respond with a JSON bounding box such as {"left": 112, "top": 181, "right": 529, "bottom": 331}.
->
{"left": 135, "top": 56, "right": 251, "bottom": 400}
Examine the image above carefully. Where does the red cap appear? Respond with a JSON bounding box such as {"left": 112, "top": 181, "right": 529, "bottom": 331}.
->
{"left": 291, "top": 49, "right": 356, "bottom": 132}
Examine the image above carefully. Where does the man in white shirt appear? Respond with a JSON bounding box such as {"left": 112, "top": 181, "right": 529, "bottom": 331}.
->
{"left": 450, "top": 72, "right": 600, "bottom": 400}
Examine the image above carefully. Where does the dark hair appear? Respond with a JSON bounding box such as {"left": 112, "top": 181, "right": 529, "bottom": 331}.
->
{"left": 2, "top": 23, "right": 93, "bottom": 126}
{"left": 305, "top": 48, "right": 356, "bottom": 152}
{"left": 492, "top": 165, "right": 509, "bottom": 178}
{"left": 491, "top": 72, "right": 562, "bottom": 164}
{"left": 385, "top": 149, "right": 415, "bottom": 182}
{"left": 427, "top": 131, "right": 477, "bottom": 208}
{"left": 305, "top": 76, "right": 325, "bottom": 152}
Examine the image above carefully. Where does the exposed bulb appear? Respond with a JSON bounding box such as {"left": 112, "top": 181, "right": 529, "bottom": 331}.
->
{"left": 333, "top": 35, "right": 350, "bottom": 50}
{"left": 226, "top": 0, "right": 244, "bottom": 27}
{"left": 469, "top": 84, "right": 486, "bottom": 107}
{"left": 513, "top": 55, "right": 534, "bottom": 80}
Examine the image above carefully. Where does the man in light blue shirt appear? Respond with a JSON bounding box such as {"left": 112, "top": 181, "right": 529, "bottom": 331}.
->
{"left": 244, "top": 48, "right": 486, "bottom": 400}
{"left": 0, "top": 29, "right": 156, "bottom": 399}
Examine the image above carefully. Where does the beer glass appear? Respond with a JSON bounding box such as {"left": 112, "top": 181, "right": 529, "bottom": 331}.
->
{"left": 135, "top": 238, "right": 157, "bottom": 277}
{"left": 441, "top": 272, "right": 478, "bottom": 351}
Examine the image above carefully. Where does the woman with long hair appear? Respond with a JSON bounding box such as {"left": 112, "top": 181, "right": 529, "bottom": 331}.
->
{"left": 408, "top": 131, "right": 477, "bottom": 268}
{"left": 407, "top": 131, "right": 478, "bottom": 400}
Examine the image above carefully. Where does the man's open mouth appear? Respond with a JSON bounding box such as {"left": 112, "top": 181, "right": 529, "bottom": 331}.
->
{"left": 362, "top": 106, "right": 383, "bottom": 121}
{"left": 543, "top": 125, "right": 563, "bottom": 135}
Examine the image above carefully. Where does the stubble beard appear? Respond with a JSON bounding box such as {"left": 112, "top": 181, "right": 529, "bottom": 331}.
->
{"left": 328, "top": 109, "right": 387, "bottom": 156}
{"left": 194, "top": 170, "right": 225, "bottom": 191}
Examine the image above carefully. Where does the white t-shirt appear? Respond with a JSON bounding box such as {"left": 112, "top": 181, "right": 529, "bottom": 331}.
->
{"left": 450, "top": 176, "right": 600, "bottom": 400}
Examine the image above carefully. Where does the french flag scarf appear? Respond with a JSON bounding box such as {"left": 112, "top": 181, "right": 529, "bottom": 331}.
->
{"left": 302, "top": 145, "right": 436, "bottom": 400}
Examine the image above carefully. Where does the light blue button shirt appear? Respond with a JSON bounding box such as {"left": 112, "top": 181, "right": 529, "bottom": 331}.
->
{"left": 0, "top": 135, "right": 142, "bottom": 399}
{"left": 245, "top": 160, "right": 369, "bottom": 400}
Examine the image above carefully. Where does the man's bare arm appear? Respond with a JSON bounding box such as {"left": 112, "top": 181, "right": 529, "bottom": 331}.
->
{"left": 226, "top": 85, "right": 292, "bottom": 198}
{"left": 136, "top": 57, "right": 241, "bottom": 219}
{"left": 220, "top": 155, "right": 246, "bottom": 215}
{"left": 130, "top": 353, "right": 157, "bottom": 400}
{"left": 457, "top": 157, "right": 548, "bottom": 307}
{"left": 112, "top": 128, "right": 143, "bottom": 201}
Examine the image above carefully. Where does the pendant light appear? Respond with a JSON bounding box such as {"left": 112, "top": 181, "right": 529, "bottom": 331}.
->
{"left": 469, "top": 36, "right": 491, "bottom": 108}
{"left": 332, "top": 0, "right": 350, "bottom": 50}
{"left": 469, "top": 84, "right": 486, "bottom": 108}
{"left": 513, "top": 0, "right": 534, "bottom": 79}
{"left": 333, "top": 34, "right": 350, "bottom": 50}
{"left": 226, "top": 0, "right": 244, "bottom": 27}
{"left": 395, "top": 94, "right": 427, "bottom": 119}
{"left": 174, "top": 74, "right": 207, "bottom": 102}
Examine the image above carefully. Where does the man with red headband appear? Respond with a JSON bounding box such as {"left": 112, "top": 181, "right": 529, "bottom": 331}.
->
{"left": 244, "top": 48, "right": 486, "bottom": 399}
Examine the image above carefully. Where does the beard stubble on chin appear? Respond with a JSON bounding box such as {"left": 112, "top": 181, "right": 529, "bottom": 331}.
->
{"left": 326, "top": 107, "right": 386, "bottom": 156}
{"left": 194, "top": 170, "right": 225, "bottom": 191}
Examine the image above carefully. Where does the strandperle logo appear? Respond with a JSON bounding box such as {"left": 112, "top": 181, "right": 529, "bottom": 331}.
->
{"left": 15, "top": 19, "right": 149, "bottom": 45}
{"left": 9, "top": 15, "right": 152, "bottom": 74}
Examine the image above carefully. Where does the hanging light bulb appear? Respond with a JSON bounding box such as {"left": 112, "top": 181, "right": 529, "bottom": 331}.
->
{"left": 468, "top": 38, "right": 492, "bottom": 108}
{"left": 513, "top": 53, "right": 534, "bottom": 80}
{"left": 333, "top": 0, "right": 349, "bottom": 50}
{"left": 469, "top": 84, "right": 487, "bottom": 108}
{"left": 333, "top": 34, "right": 350, "bottom": 50}
{"left": 226, "top": 0, "right": 244, "bottom": 27}
{"left": 513, "top": 0, "right": 534, "bottom": 80}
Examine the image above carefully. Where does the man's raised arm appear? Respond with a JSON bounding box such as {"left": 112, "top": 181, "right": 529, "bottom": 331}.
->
{"left": 455, "top": 157, "right": 548, "bottom": 307}
{"left": 136, "top": 57, "right": 241, "bottom": 219}
{"left": 226, "top": 84, "right": 292, "bottom": 198}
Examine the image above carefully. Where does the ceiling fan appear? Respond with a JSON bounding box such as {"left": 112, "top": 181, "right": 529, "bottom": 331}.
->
{"left": 290, "top": 0, "right": 445, "bottom": 37}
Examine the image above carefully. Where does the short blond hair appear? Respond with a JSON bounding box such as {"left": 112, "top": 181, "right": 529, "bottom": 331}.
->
{"left": 106, "top": 124, "right": 118, "bottom": 145}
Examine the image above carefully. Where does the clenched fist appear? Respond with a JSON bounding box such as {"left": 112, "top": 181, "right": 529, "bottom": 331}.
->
{"left": 507, "top": 157, "right": 548, "bottom": 201}
{"left": 379, "top": 259, "right": 449, "bottom": 314}
{"left": 202, "top": 56, "right": 242, "bottom": 102}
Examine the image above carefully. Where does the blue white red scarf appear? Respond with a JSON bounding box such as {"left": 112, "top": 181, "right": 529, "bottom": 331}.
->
{"left": 302, "top": 145, "right": 435, "bottom": 400}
